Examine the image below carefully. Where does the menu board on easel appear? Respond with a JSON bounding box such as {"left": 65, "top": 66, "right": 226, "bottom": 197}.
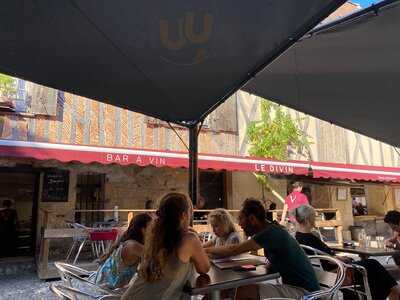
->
{"left": 42, "top": 169, "right": 69, "bottom": 202}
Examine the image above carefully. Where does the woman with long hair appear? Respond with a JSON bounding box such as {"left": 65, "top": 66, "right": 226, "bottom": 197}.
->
{"left": 92, "top": 213, "right": 152, "bottom": 289}
{"left": 122, "top": 193, "right": 210, "bottom": 300}
{"left": 203, "top": 208, "right": 241, "bottom": 247}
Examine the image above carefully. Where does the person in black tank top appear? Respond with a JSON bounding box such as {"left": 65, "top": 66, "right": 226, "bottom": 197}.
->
{"left": 294, "top": 205, "right": 400, "bottom": 300}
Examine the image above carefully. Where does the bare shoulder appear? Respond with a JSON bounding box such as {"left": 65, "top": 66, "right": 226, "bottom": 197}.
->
{"left": 184, "top": 231, "right": 200, "bottom": 240}
{"left": 123, "top": 240, "right": 143, "bottom": 252}
{"left": 122, "top": 240, "right": 143, "bottom": 261}
{"left": 181, "top": 232, "right": 202, "bottom": 249}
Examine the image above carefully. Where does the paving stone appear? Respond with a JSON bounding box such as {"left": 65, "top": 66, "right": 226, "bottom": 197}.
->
{"left": 0, "top": 272, "right": 59, "bottom": 300}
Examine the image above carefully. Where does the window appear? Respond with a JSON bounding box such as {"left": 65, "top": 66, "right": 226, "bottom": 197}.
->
{"left": 75, "top": 174, "right": 106, "bottom": 226}
{"left": 351, "top": 187, "right": 367, "bottom": 216}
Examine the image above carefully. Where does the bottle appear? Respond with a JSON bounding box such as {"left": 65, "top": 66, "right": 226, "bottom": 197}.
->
{"left": 113, "top": 205, "right": 119, "bottom": 222}
{"left": 358, "top": 229, "right": 366, "bottom": 248}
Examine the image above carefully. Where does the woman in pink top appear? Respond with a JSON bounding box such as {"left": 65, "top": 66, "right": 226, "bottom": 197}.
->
{"left": 280, "top": 182, "right": 309, "bottom": 225}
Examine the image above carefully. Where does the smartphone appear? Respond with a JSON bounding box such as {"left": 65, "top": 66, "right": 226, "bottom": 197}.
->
{"left": 233, "top": 264, "right": 257, "bottom": 271}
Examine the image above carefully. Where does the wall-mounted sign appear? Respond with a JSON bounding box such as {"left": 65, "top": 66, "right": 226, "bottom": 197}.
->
{"left": 42, "top": 169, "right": 69, "bottom": 202}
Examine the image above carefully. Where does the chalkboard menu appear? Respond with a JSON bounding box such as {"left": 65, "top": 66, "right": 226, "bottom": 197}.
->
{"left": 42, "top": 169, "right": 69, "bottom": 202}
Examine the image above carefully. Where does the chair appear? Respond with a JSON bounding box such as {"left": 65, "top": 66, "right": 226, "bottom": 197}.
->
{"left": 199, "top": 232, "right": 213, "bottom": 243}
{"left": 264, "top": 256, "right": 345, "bottom": 300}
{"left": 384, "top": 256, "right": 400, "bottom": 281}
{"left": 300, "top": 245, "right": 372, "bottom": 300}
{"left": 304, "top": 255, "right": 346, "bottom": 300}
{"left": 50, "top": 283, "right": 120, "bottom": 300}
{"left": 300, "top": 244, "right": 328, "bottom": 269}
{"left": 89, "top": 229, "right": 119, "bottom": 258}
{"left": 65, "top": 222, "right": 92, "bottom": 265}
{"left": 54, "top": 261, "right": 123, "bottom": 297}
{"left": 66, "top": 223, "right": 118, "bottom": 264}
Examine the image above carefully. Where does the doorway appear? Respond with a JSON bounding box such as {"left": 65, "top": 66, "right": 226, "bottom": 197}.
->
{"left": 0, "top": 168, "right": 39, "bottom": 258}
{"left": 199, "top": 170, "right": 226, "bottom": 208}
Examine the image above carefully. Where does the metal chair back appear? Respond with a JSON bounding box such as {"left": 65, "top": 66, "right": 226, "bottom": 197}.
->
{"left": 50, "top": 283, "right": 74, "bottom": 300}
{"left": 345, "top": 264, "right": 372, "bottom": 300}
{"left": 299, "top": 244, "right": 329, "bottom": 270}
{"left": 54, "top": 261, "right": 120, "bottom": 296}
{"left": 263, "top": 256, "right": 344, "bottom": 300}
{"left": 50, "top": 283, "right": 121, "bottom": 300}
{"left": 263, "top": 255, "right": 345, "bottom": 300}
{"left": 65, "top": 222, "right": 91, "bottom": 264}
{"left": 299, "top": 244, "right": 372, "bottom": 300}
{"left": 303, "top": 255, "right": 346, "bottom": 300}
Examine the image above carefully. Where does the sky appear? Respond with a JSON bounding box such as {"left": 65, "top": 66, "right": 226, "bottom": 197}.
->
{"left": 354, "top": 0, "right": 382, "bottom": 7}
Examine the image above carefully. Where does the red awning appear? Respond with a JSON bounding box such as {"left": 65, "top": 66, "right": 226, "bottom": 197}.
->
{"left": 310, "top": 161, "right": 400, "bottom": 183}
{"left": 2, "top": 139, "right": 400, "bottom": 183}
{"left": 0, "top": 140, "right": 309, "bottom": 176}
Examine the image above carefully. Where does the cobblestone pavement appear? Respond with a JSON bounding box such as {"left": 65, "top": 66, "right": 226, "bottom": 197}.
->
{"left": 0, "top": 272, "right": 59, "bottom": 300}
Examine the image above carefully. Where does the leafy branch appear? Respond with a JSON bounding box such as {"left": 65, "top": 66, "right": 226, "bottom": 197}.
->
{"left": 246, "top": 100, "right": 312, "bottom": 202}
{"left": 0, "top": 73, "right": 17, "bottom": 99}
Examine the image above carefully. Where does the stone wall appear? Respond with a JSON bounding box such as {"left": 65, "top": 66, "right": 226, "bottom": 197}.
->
{"left": 327, "top": 186, "right": 354, "bottom": 230}
{"left": 365, "top": 184, "right": 390, "bottom": 215}
{"left": 229, "top": 172, "right": 287, "bottom": 209}
{"left": 104, "top": 165, "right": 188, "bottom": 209}
{"left": 311, "top": 185, "right": 332, "bottom": 209}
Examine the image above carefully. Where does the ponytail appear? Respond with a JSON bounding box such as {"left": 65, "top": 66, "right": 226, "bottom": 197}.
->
{"left": 140, "top": 193, "right": 190, "bottom": 282}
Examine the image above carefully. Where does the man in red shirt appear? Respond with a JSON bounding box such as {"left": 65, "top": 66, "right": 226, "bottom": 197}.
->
{"left": 280, "top": 182, "right": 309, "bottom": 225}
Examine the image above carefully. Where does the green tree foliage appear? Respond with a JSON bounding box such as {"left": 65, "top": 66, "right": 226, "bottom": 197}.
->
{"left": 247, "top": 100, "right": 310, "bottom": 160}
{"left": 246, "top": 100, "right": 311, "bottom": 202}
{"left": 0, "top": 73, "right": 16, "bottom": 98}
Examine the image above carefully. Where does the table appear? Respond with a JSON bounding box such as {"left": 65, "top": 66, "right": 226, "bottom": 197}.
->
{"left": 184, "top": 262, "right": 280, "bottom": 300}
{"left": 330, "top": 245, "right": 400, "bottom": 259}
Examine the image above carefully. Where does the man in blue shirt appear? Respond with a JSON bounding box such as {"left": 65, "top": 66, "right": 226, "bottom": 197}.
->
{"left": 205, "top": 198, "right": 319, "bottom": 299}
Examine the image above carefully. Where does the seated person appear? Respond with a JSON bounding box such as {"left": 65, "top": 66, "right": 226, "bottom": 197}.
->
{"left": 202, "top": 208, "right": 240, "bottom": 299}
{"left": 295, "top": 205, "right": 400, "bottom": 300}
{"left": 92, "top": 213, "right": 152, "bottom": 289}
{"left": 203, "top": 208, "right": 241, "bottom": 247}
{"left": 122, "top": 193, "right": 210, "bottom": 300}
{"left": 384, "top": 210, "right": 400, "bottom": 265}
{"left": 206, "top": 198, "right": 319, "bottom": 300}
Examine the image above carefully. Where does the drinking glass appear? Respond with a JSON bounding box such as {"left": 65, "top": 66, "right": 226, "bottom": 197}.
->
{"left": 358, "top": 230, "right": 366, "bottom": 248}
{"left": 376, "top": 236, "right": 385, "bottom": 249}
{"left": 365, "top": 235, "right": 371, "bottom": 248}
